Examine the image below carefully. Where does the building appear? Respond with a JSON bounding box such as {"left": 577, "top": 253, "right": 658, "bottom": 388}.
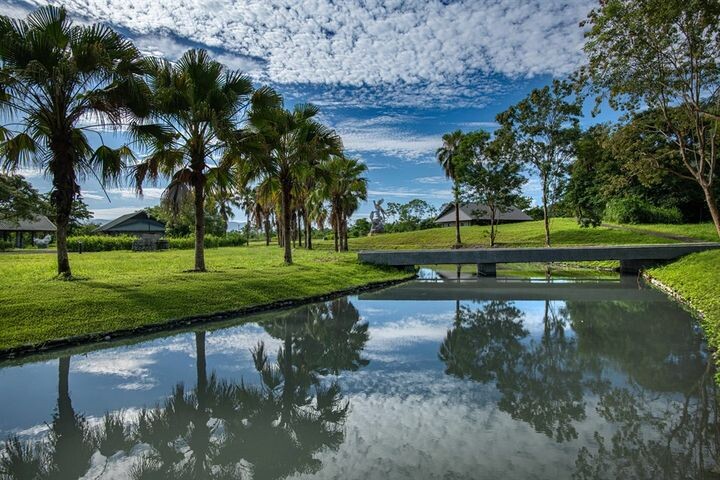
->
{"left": 0, "top": 215, "right": 56, "bottom": 248}
{"left": 434, "top": 202, "right": 532, "bottom": 227}
{"left": 95, "top": 211, "right": 165, "bottom": 239}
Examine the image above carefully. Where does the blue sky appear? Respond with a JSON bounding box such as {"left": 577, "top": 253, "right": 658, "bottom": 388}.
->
{"left": 1, "top": 0, "right": 619, "bottom": 223}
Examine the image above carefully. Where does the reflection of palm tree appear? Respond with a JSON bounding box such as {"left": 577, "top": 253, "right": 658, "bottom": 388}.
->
{"left": 0, "top": 357, "right": 94, "bottom": 479}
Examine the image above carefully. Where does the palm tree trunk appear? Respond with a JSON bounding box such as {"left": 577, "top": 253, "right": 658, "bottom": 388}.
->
{"left": 196, "top": 331, "right": 207, "bottom": 403}
{"left": 50, "top": 147, "right": 76, "bottom": 278}
{"left": 305, "top": 210, "right": 313, "bottom": 250}
{"left": 194, "top": 176, "right": 207, "bottom": 271}
{"left": 454, "top": 184, "right": 461, "bottom": 247}
{"left": 264, "top": 217, "right": 271, "bottom": 246}
{"left": 281, "top": 180, "right": 293, "bottom": 264}
{"left": 333, "top": 208, "right": 340, "bottom": 252}
{"left": 490, "top": 206, "right": 497, "bottom": 247}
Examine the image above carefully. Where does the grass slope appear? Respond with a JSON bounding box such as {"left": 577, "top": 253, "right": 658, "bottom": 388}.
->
{"left": 0, "top": 246, "right": 408, "bottom": 351}
{"left": 614, "top": 222, "right": 719, "bottom": 242}
{"left": 647, "top": 250, "right": 720, "bottom": 354}
{"left": 321, "top": 218, "right": 682, "bottom": 250}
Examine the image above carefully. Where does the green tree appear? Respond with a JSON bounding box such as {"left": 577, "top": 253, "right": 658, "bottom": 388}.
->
{"left": 581, "top": 0, "right": 720, "bottom": 237}
{"left": 146, "top": 198, "right": 227, "bottom": 238}
{"left": 384, "top": 199, "right": 438, "bottom": 232}
{"left": 496, "top": 80, "right": 581, "bottom": 246}
{"left": 456, "top": 131, "right": 527, "bottom": 246}
{"left": 133, "top": 49, "right": 276, "bottom": 271}
{"left": 242, "top": 103, "right": 342, "bottom": 264}
{"left": 0, "top": 6, "right": 149, "bottom": 277}
{"left": 0, "top": 174, "right": 42, "bottom": 223}
{"left": 436, "top": 130, "right": 465, "bottom": 247}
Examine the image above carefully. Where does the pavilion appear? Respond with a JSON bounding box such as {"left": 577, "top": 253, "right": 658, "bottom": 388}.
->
{"left": 0, "top": 215, "right": 56, "bottom": 248}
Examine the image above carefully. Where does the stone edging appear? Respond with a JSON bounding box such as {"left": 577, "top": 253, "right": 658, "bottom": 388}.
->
{"left": 0, "top": 274, "right": 415, "bottom": 362}
{"left": 642, "top": 271, "right": 706, "bottom": 321}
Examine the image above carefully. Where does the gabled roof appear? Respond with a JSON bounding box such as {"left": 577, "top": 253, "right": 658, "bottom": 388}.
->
{"left": 95, "top": 211, "right": 165, "bottom": 233}
{"left": 0, "top": 214, "right": 56, "bottom": 232}
{"left": 435, "top": 202, "right": 532, "bottom": 223}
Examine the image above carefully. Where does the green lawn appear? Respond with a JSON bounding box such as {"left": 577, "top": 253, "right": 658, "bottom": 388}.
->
{"left": 610, "top": 222, "right": 719, "bottom": 242}
{"left": 316, "top": 218, "right": 684, "bottom": 250}
{"left": 0, "top": 246, "right": 409, "bottom": 351}
{"left": 647, "top": 250, "right": 720, "bottom": 357}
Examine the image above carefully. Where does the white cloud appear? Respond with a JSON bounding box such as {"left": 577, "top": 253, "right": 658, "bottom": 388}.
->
{"left": 26, "top": 0, "right": 594, "bottom": 107}
{"left": 368, "top": 187, "right": 451, "bottom": 201}
{"left": 106, "top": 187, "right": 164, "bottom": 200}
{"left": 89, "top": 206, "right": 146, "bottom": 219}
{"left": 415, "top": 176, "right": 447, "bottom": 185}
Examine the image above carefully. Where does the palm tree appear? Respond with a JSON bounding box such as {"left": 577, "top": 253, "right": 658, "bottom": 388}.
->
{"left": 0, "top": 6, "right": 149, "bottom": 277}
{"left": 321, "top": 156, "right": 368, "bottom": 252}
{"left": 436, "top": 130, "right": 465, "bottom": 248}
{"left": 132, "top": 49, "right": 279, "bottom": 271}
{"left": 242, "top": 103, "right": 342, "bottom": 264}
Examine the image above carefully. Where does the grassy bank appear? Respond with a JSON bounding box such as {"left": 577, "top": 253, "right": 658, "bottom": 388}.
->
{"left": 0, "top": 246, "right": 408, "bottom": 352}
{"left": 318, "top": 218, "right": 684, "bottom": 251}
{"left": 647, "top": 250, "right": 720, "bottom": 355}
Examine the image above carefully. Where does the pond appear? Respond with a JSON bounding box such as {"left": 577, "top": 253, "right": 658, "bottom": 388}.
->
{"left": 0, "top": 268, "right": 718, "bottom": 479}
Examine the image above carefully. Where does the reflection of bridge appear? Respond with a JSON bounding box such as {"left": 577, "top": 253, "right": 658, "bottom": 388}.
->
{"left": 358, "top": 278, "right": 670, "bottom": 302}
{"left": 359, "top": 243, "right": 720, "bottom": 276}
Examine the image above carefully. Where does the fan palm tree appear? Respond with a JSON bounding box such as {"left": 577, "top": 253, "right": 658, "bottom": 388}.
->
{"left": 436, "top": 130, "right": 465, "bottom": 248}
{"left": 0, "top": 6, "right": 150, "bottom": 277}
{"left": 132, "top": 48, "right": 279, "bottom": 271}
{"left": 241, "top": 103, "right": 342, "bottom": 264}
{"left": 321, "top": 156, "right": 367, "bottom": 252}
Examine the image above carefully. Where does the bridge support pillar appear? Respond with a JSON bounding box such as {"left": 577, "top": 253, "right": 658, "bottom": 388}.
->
{"left": 620, "top": 259, "right": 660, "bottom": 274}
{"left": 477, "top": 263, "right": 497, "bottom": 277}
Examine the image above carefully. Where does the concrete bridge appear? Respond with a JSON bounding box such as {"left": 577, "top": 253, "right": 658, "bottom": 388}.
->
{"left": 358, "top": 243, "right": 720, "bottom": 276}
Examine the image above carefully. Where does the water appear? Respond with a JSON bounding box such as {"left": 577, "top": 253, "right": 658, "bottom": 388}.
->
{"left": 0, "top": 269, "right": 718, "bottom": 479}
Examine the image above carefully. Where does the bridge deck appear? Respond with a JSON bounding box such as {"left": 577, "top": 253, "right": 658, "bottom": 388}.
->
{"left": 358, "top": 243, "right": 720, "bottom": 270}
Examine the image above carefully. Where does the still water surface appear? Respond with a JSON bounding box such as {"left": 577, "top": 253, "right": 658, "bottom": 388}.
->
{"left": 0, "top": 269, "right": 718, "bottom": 479}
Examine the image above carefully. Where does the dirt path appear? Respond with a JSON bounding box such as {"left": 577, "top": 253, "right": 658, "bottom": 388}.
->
{"left": 601, "top": 223, "right": 702, "bottom": 243}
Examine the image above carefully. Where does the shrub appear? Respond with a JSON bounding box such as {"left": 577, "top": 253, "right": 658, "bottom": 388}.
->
{"left": 167, "top": 233, "right": 247, "bottom": 249}
{"left": 64, "top": 233, "right": 248, "bottom": 252}
{"left": 0, "top": 239, "right": 14, "bottom": 251}
{"left": 603, "top": 197, "right": 683, "bottom": 224}
{"left": 67, "top": 235, "right": 135, "bottom": 252}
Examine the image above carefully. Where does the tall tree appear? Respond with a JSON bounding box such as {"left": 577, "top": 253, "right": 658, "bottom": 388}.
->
{"left": 496, "top": 80, "right": 581, "bottom": 246}
{"left": 133, "top": 49, "right": 277, "bottom": 271}
{"left": 581, "top": 0, "right": 720, "bottom": 237}
{"left": 436, "top": 130, "right": 465, "bottom": 247}
{"left": 242, "top": 103, "right": 342, "bottom": 264}
{"left": 456, "top": 131, "right": 527, "bottom": 247}
{"left": 0, "top": 6, "right": 149, "bottom": 277}
{"left": 321, "top": 156, "right": 368, "bottom": 252}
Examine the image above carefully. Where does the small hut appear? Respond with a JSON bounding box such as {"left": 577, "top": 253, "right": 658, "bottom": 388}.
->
{"left": 434, "top": 203, "right": 532, "bottom": 227}
{"left": 95, "top": 211, "right": 167, "bottom": 251}
{"left": 0, "top": 215, "right": 56, "bottom": 248}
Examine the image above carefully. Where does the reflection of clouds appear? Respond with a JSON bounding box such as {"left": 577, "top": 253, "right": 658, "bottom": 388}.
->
{"left": 293, "top": 370, "right": 612, "bottom": 480}
{"left": 366, "top": 312, "right": 454, "bottom": 352}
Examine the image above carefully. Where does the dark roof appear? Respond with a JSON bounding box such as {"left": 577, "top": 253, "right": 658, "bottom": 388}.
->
{"left": 0, "top": 214, "right": 56, "bottom": 232}
{"left": 435, "top": 202, "right": 532, "bottom": 223}
{"left": 95, "top": 211, "right": 165, "bottom": 233}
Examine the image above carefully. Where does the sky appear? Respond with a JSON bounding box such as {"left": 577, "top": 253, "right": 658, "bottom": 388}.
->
{"left": 0, "top": 0, "right": 618, "bottom": 224}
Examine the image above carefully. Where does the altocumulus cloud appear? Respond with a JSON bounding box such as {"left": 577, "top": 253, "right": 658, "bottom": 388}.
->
{"left": 20, "top": 0, "right": 592, "bottom": 107}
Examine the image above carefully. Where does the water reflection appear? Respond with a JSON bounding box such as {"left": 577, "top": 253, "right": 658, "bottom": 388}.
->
{"left": 1, "top": 278, "right": 719, "bottom": 479}
{"left": 0, "top": 298, "right": 366, "bottom": 480}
